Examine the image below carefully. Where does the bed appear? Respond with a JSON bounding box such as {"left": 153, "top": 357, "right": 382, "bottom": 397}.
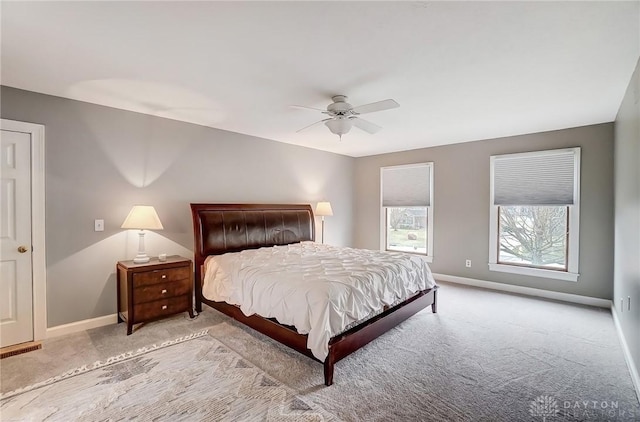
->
{"left": 191, "top": 203, "right": 438, "bottom": 386}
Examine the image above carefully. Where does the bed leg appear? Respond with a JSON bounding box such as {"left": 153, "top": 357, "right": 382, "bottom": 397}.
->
{"left": 195, "top": 296, "right": 203, "bottom": 313}
{"left": 431, "top": 287, "right": 438, "bottom": 313}
{"left": 324, "top": 358, "right": 334, "bottom": 386}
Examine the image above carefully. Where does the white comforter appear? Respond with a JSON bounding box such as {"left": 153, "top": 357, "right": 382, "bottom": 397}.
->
{"left": 202, "top": 241, "right": 436, "bottom": 361}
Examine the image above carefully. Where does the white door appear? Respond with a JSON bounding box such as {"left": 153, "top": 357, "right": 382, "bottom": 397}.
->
{"left": 0, "top": 129, "right": 33, "bottom": 347}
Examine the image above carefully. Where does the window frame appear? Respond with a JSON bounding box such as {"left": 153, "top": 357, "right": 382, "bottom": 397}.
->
{"left": 488, "top": 148, "right": 580, "bottom": 282}
{"left": 380, "top": 162, "right": 434, "bottom": 262}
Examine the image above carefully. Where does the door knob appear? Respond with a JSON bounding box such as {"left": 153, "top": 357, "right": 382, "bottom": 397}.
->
{"left": 18, "top": 245, "right": 28, "bottom": 253}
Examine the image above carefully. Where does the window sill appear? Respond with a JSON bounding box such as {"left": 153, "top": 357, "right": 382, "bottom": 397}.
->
{"left": 488, "top": 263, "right": 578, "bottom": 282}
{"left": 384, "top": 249, "right": 433, "bottom": 263}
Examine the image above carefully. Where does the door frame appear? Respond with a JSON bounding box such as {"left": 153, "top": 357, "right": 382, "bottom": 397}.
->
{"left": 1, "top": 119, "right": 46, "bottom": 342}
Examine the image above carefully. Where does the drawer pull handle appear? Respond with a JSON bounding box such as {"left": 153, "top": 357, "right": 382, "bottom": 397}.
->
{"left": 162, "top": 305, "right": 167, "bottom": 310}
{"left": 161, "top": 274, "right": 167, "bottom": 279}
{"left": 161, "top": 289, "right": 167, "bottom": 294}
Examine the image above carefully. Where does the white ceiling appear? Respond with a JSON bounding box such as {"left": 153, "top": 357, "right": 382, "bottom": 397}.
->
{"left": 2, "top": 1, "right": 639, "bottom": 157}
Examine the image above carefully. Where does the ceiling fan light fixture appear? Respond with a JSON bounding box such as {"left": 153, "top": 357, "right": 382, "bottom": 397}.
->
{"left": 325, "top": 118, "right": 352, "bottom": 138}
{"left": 295, "top": 95, "right": 399, "bottom": 139}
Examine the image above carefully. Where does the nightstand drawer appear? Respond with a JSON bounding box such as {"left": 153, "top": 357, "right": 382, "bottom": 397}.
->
{"left": 132, "top": 267, "right": 191, "bottom": 288}
{"left": 133, "top": 296, "right": 190, "bottom": 322}
{"left": 133, "top": 278, "right": 191, "bottom": 304}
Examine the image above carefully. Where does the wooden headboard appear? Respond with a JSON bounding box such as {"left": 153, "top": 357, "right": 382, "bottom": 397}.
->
{"left": 190, "top": 203, "right": 315, "bottom": 297}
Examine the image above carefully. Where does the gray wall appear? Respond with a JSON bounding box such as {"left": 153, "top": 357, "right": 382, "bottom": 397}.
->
{"left": 354, "top": 124, "right": 614, "bottom": 299}
{"left": 1, "top": 86, "right": 355, "bottom": 327}
{"left": 0, "top": 83, "right": 622, "bottom": 328}
{"left": 614, "top": 58, "right": 640, "bottom": 386}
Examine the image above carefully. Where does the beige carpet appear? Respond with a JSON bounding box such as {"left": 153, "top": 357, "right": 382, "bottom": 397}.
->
{"left": 0, "top": 331, "right": 338, "bottom": 421}
{"left": 206, "top": 283, "right": 640, "bottom": 422}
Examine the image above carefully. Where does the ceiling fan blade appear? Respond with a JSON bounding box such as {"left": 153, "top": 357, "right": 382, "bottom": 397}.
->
{"left": 296, "top": 118, "right": 332, "bottom": 133}
{"left": 351, "top": 117, "right": 382, "bottom": 134}
{"left": 352, "top": 99, "right": 400, "bottom": 115}
{"left": 290, "top": 105, "right": 328, "bottom": 113}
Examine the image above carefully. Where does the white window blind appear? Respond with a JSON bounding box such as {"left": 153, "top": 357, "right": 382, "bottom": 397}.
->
{"left": 382, "top": 163, "right": 431, "bottom": 207}
{"left": 492, "top": 149, "right": 578, "bottom": 206}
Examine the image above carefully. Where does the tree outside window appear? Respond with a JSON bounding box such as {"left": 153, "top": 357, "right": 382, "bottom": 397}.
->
{"left": 498, "top": 206, "right": 568, "bottom": 270}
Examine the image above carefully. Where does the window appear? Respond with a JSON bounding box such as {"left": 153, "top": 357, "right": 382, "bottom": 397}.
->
{"left": 380, "top": 163, "right": 434, "bottom": 261}
{"left": 489, "top": 148, "right": 580, "bottom": 281}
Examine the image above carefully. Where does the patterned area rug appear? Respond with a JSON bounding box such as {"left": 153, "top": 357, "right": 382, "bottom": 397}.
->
{"left": 0, "top": 331, "right": 338, "bottom": 421}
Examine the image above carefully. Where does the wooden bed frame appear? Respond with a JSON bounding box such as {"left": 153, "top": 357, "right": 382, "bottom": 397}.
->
{"left": 190, "top": 203, "right": 438, "bottom": 386}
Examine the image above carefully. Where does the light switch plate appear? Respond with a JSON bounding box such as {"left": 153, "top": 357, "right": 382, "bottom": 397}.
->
{"left": 94, "top": 219, "right": 104, "bottom": 232}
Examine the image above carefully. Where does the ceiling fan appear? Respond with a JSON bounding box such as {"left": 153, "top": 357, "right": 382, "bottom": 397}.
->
{"left": 293, "top": 95, "right": 400, "bottom": 140}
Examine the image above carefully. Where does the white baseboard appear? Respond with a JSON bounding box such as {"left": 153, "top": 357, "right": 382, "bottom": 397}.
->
{"left": 433, "top": 273, "right": 612, "bottom": 308}
{"left": 46, "top": 314, "right": 118, "bottom": 339}
{"left": 612, "top": 308, "right": 640, "bottom": 402}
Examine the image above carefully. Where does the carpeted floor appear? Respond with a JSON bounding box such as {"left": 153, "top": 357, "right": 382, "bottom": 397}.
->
{"left": 1, "top": 331, "right": 337, "bottom": 421}
{"left": 1, "top": 281, "right": 638, "bottom": 421}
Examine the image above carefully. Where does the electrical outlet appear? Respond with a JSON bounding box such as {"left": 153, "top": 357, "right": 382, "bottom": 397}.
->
{"left": 465, "top": 259, "right": 471, "bottom": 268}
{"left": 94, "top": 219, "right": 104, "bottom": 232}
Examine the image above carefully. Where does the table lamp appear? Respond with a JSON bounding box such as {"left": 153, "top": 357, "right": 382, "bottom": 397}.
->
{"left": 315, "top": 201, "right": 333, "bottom": 244}
{"left": 121, "top": 205, "right": 164, "bottom": 263}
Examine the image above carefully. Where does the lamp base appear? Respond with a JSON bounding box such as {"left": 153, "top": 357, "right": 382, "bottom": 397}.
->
{"left": 133, "top": 254, "right": 150, "bottom": 264}
{"left": 132, "top": 230, "right": 150, "bottom": 264}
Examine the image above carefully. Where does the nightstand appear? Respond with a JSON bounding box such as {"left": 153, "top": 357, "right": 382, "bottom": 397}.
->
{"left": 116, "top": 255, "right": 194, "bottom": 335}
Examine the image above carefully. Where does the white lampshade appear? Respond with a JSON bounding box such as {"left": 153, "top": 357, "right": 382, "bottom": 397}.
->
{"left": 315, "top": 202, "right": 333, "bottom": 217}
{"left": 121, "top": 206, "right": 164, "bottom": 230}
{"left": 325, "top": 118, "right": 352, "bottom": 136}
